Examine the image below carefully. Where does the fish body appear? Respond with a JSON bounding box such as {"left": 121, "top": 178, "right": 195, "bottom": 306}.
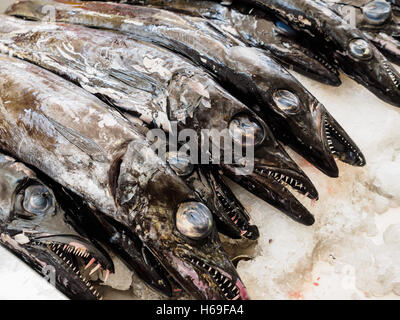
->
{"left": 0, "top": 15, "right": 319, "bottom": 226}
{"left": 237, "top": 0, "right": 400, "bottom": 108}
{"left": 99, "top": 0, "right": 341, "bottom": 85}
{"left": 0, "top": 54, "right": 249, "bottom": 300}
{"left": 4, "top": 0, "right": 367, "bottom": 180}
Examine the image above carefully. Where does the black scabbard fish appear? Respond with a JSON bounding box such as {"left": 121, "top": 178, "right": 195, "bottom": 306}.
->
{"left": 0, "top": 54, "right": 249, "bottom": 300}
{"left": 5, "top": 0, "right": 366, "bottom": 180}
{"left": 0, "top": 15, "right": 319, "bottom": 226}
{"left": 0, "top": 153, "right": 114, "bottom": 300}
{"left": 88, "top": 0, "right": 342, "bottom": 86}
{"left": 236, "top": 0, "right": 400, "bottom": 108}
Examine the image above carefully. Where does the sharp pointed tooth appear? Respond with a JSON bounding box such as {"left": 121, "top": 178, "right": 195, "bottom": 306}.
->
{"left": 104, "top": 269, "right": 110, "bottom": 283}
{"left": 85, "top": 258, "right": 96, "bottom": 270}
{"left": 89, "top": 263, "right": 101, "bottom": 275}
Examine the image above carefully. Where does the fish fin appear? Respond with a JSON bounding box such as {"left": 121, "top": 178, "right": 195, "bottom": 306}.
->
{"left": 109, "top": 68, "right": 160, "bottom": 94}
{"left": 43, "top": 114, "right": 108, "bottom": 162}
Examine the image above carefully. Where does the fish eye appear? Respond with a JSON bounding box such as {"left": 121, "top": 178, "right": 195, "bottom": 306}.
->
{"left": 22, "top": 185, "right": 54, "bottom": 215}
{"left": 274, "top": 20, "right": 298, "bottom": 37}
{"left": 348, "top": 39, "right": 373, "bottom": 60}
{"left": 176, "top": 202, "right": 213, "bottom": 240}
{"left": 166, "top": 151, "right": 194, "bottom": 177}
{"left": 363, "top": 0, "right": 391, "bottom": 25}
{"left": 272, "top": 90, "right": 301, "bottom": 114}
{"left": 229, "top": 113, "right": 265, "bottom": 146}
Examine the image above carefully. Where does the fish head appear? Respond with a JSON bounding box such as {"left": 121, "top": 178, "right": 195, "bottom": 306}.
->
{"left": 320, "top": 1, "right": 400, "bottom": 107}
{"left": 248, "top": 61, "right": 366, "bottom": 177}
{"left": 334, "top": 31, "right": 400, "bottom": 107}
{"left": 135, "top": 198, "right": 249, "bottom": 300}
{"left": 165, "top": 150, "right": 258, "bottom": 240}
{"left": 113, "top": 141, "right": 249, "bottom": 299}
{"left": 0, "top": 154, "right": 113, "bottom": 300}
{"left": 186, "top": 87, "right": 319, "bottom": 225}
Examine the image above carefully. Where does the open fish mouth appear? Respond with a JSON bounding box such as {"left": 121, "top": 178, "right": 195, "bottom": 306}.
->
{"left": 214, "top": 189, "right": 259, "bottom": 240}
{"left": 27, "top": 234, "right": 114, "bottom": 300}
{"left": 382, "top": 59, "right": 400, "bottom": 88}
{"left": 323, "top": 114, "right": 366, "bottom": 167}
{"left": 184, "top": 256, "right": 249, "bottom": 300}
{"left": 222, "top": 160, "right": 318, "bottom": 226}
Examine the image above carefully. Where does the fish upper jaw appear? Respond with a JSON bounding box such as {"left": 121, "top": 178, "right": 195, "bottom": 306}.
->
{"left": 31, "top": 234, "right": 114, "bottom": 272}
{"left": 269, "top": 37, "right": 342, "bottom": 86}
{"left": 1, "top": 232, "right": 114, "bottom": 300}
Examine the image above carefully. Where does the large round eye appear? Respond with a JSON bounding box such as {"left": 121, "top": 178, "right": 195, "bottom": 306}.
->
{"left": 363, "top": 0, "right": 391, "bottom": 25}
{"left": 229, "top": 114, "right": 265, "bottom": 146}
{"left": 166, "top": 151, "right": 194, "bottom": 177}
{"left": 176, "top": 202, "right": 213, "bottom": 240}
{"left": 23, "top": 185, "right": 54, "bottom": 214}
{"left": 272, "top": 90, "right": 300, "bottom": 114}
{"left": 348, "top": 39, "right": 373, "bottom": 60}
{"left": 274, "top": 20, "right": 298, "bottom": 37}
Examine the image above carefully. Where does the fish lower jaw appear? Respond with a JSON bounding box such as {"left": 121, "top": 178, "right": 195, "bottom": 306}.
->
{"left": 187, "top": 257, "right": 241, "bottom": 300}
{"left": 32, "top": 241, "right": 109, "bottom": 300}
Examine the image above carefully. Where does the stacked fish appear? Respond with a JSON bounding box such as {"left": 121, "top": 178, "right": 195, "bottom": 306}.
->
{"left": 0, "top": 0, "right": 398, "bottom": 300}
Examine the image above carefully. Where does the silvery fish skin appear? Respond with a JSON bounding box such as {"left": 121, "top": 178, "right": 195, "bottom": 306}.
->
{"left": 0, "top": 153, "right": 114, "bottom": 300}
{"left": 5, "top": 1, "right": 366, "bottom": 180}
{"left": 326, "top": 0, "right": 400, "bottom": 65}
{"left": 0, "top": 54, "right": 249, "bottom": 300}
{"left": 238, "top": 0, "right": 400, "bottom": 108}
{"left": 116, "top": 0, "right": 341, "bottom": 86}
{"left": 0, "top": 16, "right": 319, "bottom": 226}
